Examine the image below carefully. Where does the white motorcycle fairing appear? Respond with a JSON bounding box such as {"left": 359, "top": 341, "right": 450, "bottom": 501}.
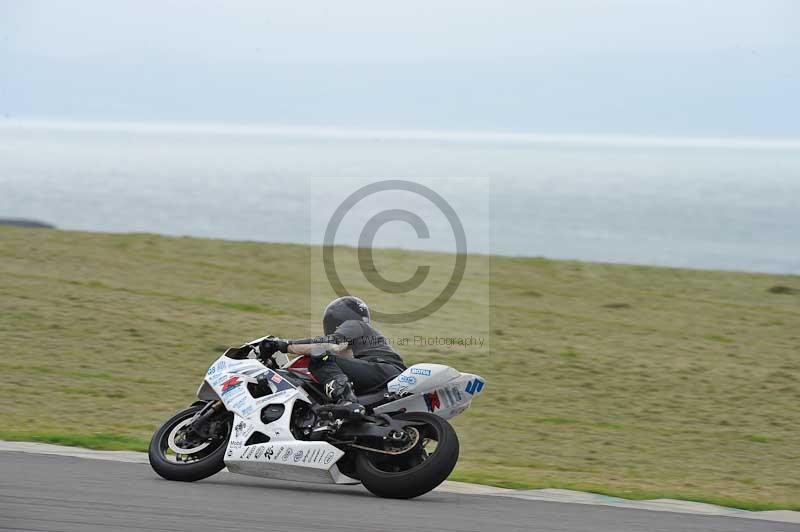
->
{"left": 380, "top": 363, "right": 485, "bottom": 420}
{"left": 203, "top": 356, "right": 357, "bottom": 484}
{"left": 199, "top": 351, "right": 486, "bottom": 485}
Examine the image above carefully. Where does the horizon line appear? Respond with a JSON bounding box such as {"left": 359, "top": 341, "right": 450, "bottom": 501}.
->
{"left": 3, "top": 118, "right": 800, "bottom": 150}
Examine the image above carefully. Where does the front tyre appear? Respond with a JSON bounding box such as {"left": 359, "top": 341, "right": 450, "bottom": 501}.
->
{"left": 355, "top": 412, "right": 459, "bottom": 499}
{"left": 148, "top": 404, "right": 230, "bottom": 482}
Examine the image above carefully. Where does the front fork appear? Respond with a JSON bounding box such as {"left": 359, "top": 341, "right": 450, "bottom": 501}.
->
{"left": 188, "top": 400, "right": 226, "bottom": 439}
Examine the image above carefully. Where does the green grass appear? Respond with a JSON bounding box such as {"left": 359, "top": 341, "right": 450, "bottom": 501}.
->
{"left": 448, "top": 471, "right": 800, "bottom": 511}
{"left": 2, "top": 226, "right": 800, "bottom": 509}
{"left": 0, "top": 431, "right": 149, "bottom": 452}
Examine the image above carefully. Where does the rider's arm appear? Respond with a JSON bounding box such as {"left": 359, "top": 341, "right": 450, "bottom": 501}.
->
{"left": 288, "top": 335, "right": 350, "bottom": 355}
{"left": 284, "top": 321, "right": 361, "bottom": 356}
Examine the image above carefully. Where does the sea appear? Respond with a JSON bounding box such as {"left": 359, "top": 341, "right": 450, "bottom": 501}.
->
{"left": 1, "top": 121, "right": 798, "bottom": 274}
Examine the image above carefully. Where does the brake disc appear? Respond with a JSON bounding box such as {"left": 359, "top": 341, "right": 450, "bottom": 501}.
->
{"left": 167, "top": 418, "right": 212, "bottom": 455}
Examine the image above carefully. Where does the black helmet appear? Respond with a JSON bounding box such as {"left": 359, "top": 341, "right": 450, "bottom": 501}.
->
{"left": 323, "top": 296, "right": 370, "bottom": 335}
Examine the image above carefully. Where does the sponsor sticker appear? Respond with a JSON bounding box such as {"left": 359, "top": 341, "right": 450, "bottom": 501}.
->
{"left": 270, "top": 373, "right": 283, "bottom": 384}
{"left": 410, "top": 368, "right": 432, "bottom": 376}
{"left": 293, "top": 450, "right": 304, "bottom": 463}
{"left": 208, "top": 359, "right": 227, "bottom": 376}
{"left": 211, "top": 373, "right": 229, "bottom": 386}
{"left": 264, "top": 446, "right": 274, "bottom": 460}
{"left": 230, "top": 396, "right": 250, "bottom": 411}
{"left": 324, "top": 452, "right": 335, "bottom": 465}
{"left": 452, "top": 385, "right": 464, "bottom": 402}
{"left": 398, "top": 375, "right": 417, "bottom": 385}
{"left": 441, "top": 386, "right": 463, "bottom": 407}
{"left": 255, "top": 446, "right": 264, "bottom": 459}
{"left": 441, "top": 387, "right": 454, "bottom": 407}
{"left": 221, "top": 376, "right": 244, "bottom": 396}
{"left": 282, "top": 448, "right": 293, "bottom": 461}
{"left": 423, "top": 391, "right": 441, "bottom": 412}
{"left": 465, "top": 378, "right": 485, "bottom": 395}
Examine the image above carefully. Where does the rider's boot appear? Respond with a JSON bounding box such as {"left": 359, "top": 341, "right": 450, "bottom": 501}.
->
{"left": 320, "top": 374, "right": 366, "bottom": 420}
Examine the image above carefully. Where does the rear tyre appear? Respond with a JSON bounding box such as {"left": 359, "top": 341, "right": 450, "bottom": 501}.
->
{"left": 148, "top": 404, "right": 230, "bottom": 482}
{"left": 355, "top": 412, "right": 459, "bottom": 499}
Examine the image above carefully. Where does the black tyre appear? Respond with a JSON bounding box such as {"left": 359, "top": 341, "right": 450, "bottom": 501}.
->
{"left": 148, "top": 404, "right": 231, "bottom": 482}
{"left": 355, "top": 412, "right": 459, "bottom": 499}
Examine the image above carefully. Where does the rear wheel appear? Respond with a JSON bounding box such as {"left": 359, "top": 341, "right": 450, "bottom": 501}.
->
{"left": 148, "top": 404, "right": 231, "bottom": 482}
{"left": 355, "top": 412, "right": 459, "bottom": 499}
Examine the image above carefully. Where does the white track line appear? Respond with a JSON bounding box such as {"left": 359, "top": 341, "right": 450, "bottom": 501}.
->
{"left": 1, "top": 441, "right": 797, "bottom": 524}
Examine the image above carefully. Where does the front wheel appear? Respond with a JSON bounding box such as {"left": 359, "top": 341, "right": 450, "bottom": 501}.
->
{"left": 355, "top": 412, "right": 459, "bottom": 499}
{"left": 148, "top": 404, "right": 231, "bottom": 482}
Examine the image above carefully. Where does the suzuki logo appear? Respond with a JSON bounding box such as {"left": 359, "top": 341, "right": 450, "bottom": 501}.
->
{"left": 465, "top": 378, "right": 484, "bottom": 395}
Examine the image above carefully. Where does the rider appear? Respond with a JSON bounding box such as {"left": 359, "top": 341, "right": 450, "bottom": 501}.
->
{"left": 258, "top": 296, "right": 407, "bottom": 418}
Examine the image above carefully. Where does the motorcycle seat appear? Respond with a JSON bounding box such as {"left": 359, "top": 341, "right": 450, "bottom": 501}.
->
{"left": 354, "top": 372, "right": 402, "bottom": 406}
{"left": 356, "top": 389, "right": 392, "bottom": 407}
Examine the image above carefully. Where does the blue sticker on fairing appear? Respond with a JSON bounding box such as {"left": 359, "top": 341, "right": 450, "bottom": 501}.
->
{"left": 398, "top": 375, "right": 417, "bottom": 385}
{"left": 465, "top": 378, "right": 484, "bottom": 395}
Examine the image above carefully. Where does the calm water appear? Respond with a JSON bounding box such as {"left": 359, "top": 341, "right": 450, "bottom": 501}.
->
{"left": 1, "top": 122, "right": 799, "bottom": 274}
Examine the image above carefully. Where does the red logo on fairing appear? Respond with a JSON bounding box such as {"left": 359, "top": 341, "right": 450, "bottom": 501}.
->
{"left": 221, "top": 376, "right": 243, "bottom": 395}
{"left": 423, "top": 391, "right": 441, "bottom": 412}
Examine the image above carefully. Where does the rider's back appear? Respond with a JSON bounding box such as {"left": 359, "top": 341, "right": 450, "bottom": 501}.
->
{"left": 334, "top": 320, "right": 406, "bottom": 370}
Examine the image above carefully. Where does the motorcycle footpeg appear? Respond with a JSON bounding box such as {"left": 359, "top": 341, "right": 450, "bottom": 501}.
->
{"left": 317, "top": 403, "right": 366, "bottom": 421}
{"left": 310, "top": 417, "right": 347, "bottom": 440}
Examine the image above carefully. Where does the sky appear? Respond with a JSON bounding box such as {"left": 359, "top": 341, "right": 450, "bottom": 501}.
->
{"left": 1, "top": 0, "right": 799, "bottom": 137}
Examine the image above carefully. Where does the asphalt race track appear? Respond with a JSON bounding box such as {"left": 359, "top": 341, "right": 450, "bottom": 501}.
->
{"left": 1, "top": 452, "right": 796, "bottom": 532}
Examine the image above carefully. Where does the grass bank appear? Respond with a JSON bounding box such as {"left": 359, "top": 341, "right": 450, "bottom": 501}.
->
{"left": 1, "top": 226, "right": 798, "bottom": 509}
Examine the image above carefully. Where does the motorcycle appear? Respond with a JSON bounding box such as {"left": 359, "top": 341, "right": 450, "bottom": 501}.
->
{"left": 148, "top": 336, "right": 486, "bottom": 499}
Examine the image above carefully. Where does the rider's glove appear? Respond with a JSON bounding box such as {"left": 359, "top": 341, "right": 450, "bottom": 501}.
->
{"left": 259, "top": 338, "right": 289, "bottom": 357}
